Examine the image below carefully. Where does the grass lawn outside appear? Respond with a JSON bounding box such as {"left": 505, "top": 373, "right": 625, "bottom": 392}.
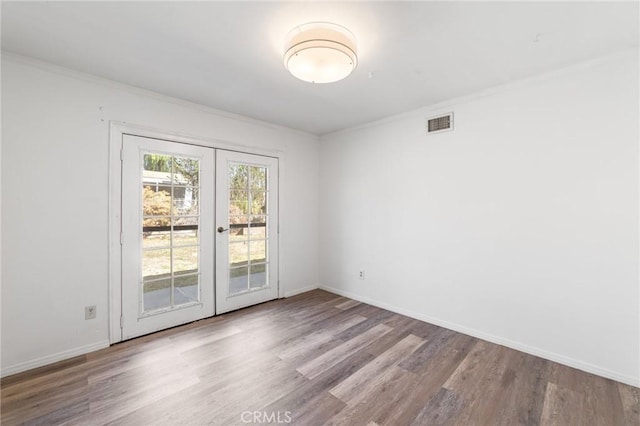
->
{"left": 142, "top": 231, "right": 267, "bottom": 290}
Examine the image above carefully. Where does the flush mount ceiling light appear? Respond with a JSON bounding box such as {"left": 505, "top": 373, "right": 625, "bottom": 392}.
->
{"left": 284, "top": 22, "right": 358, "bottom": 84}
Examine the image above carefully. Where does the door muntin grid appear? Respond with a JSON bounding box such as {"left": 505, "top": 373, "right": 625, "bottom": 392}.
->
{"left": 227, "top": 163, "right": 270, "bottom": 296}
{"left": 141, "top": 153, "right": 202, "bottom": 315}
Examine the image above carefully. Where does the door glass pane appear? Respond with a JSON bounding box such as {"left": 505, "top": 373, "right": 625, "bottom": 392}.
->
{"left": 230, "top": 266, "right": 248, "bottom": 295}
{"left": 250, "top": 264, "right": 267, "bottom": 289}
{"left": 173, "top": 157, "right": 199, "bottom": 186}
{"left": 174, "top": 274, "right": 199, "bottom": 305}
{"left": 227, "top": 162, "right": 270, "bottom": 296}
{"left": 173, "top": 187, "right": 199, "bottom": 216}
{"left": 249, "top": 166, "right": 267, "bottom": 189}
{"left": 230, "top": 242, "right": 249, "bottom": 266}
{"left": 143, "top": 230, "right": 171, "bottom": 249}
{"left": 173, "top": 229, "right": 197, "bottom": 247}
{"left": 174, "top": 216, "right": 198, "bottom": 227}
{"left": 250, "top": 214, "right": 267, "bottom": 225}
{"left": 173, "top": 246, "right": 198, "bottom": 275}
{"left": 249, "top": 225, "right": 266, "bottom": 238}
{"left": 143, "top": 216, "right": 170, "bottom": 229}
{"left": 143, "top": 186, "right": 172, "bottom": 217}
{"left": 144, "top": 153, "right": 172, "bottom": 173}
{"left": 144, "top": 278, "right": 171, "bottom": 311}
{"left": 229, "top": 164, "right": 249, "bottom": 189}
{"left": 230, "top": 190, "right": 249, "bottom": 215}
{"left": 230, "top": 214, "right": 250, "bottom": 227}
{"left": 229, "top": 225, "right": 249, "bottom": 242}
{"left": 140, "top": 152, "right": 201, "bottom": 313}
{"left": 250, "top": 190, "right": 267, "bottom": 215}
{"left": 250, "top": 240, "right": 266, "bottom": 263}
{"left": 143, "top": 248, "right": 171, "bottom": 280}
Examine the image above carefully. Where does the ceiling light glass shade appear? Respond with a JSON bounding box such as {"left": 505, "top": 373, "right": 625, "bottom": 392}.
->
{"left": 284, "top": 22, "right": 358, "bottom": 84}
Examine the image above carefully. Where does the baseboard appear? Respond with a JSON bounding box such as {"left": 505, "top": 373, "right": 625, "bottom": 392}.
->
{"left": 2, "top": 286, "right": 319, "bottom": 378}
{"left": 319, "top": 285, "right": 640, "bottom": 388}
{"left": 1, "top": 340, "right": 110, "bottom": 378}
{"left": 284, "top": 284, "right": 319, "bottom": 298}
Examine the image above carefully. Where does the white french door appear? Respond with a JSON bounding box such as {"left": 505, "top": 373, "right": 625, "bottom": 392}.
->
{"left": 119, "top": 134, "right": 279, "bottom": 340}
{"left": 121, "top": 134, "right": 215, "bottom": 340}
{"left": 215, "top": 151, "right": 279, "bottom": 314}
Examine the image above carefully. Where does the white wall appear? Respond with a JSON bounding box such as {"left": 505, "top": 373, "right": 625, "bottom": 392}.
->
{"left": 3, "top": 49, "right": 638, "bottom": 387}
{"left": 319, "top": 50, "right": 639, "bottom": 386}
{"left": 1, "top": 55, "right": 320, "bottom": 375}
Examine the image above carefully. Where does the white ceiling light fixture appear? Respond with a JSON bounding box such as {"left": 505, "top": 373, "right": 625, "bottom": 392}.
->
{"left": 284, "top": 22, "right": 358, "bottom": 84}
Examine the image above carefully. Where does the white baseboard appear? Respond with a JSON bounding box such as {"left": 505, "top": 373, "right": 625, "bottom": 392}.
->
{"left": 284, "top": 284, "right": 319, "bottom": 298}
{"left": 1, "top": 286, "right": 319, "bottom": 378}
{"left": 1, "top": 340, "right": 110, "bottom": 378}
{"left": 319, "top": 285, "right": 640, "bottom": 388}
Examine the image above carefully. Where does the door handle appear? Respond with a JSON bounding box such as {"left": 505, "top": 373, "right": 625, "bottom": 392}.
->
{"left": 217, "top": 226, "right": 229, "bottom": 233}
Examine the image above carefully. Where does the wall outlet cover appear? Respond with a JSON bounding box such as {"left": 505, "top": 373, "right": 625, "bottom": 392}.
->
{"left": 85, "top": 305, "right": 97, "bottom": 320}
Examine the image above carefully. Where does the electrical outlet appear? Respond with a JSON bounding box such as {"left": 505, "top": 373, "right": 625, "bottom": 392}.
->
{"left": 359, "top": 270, "right": 365, "bottom": 280}
{"left": 85, "top": 305, "right": 96, "bottom": 320}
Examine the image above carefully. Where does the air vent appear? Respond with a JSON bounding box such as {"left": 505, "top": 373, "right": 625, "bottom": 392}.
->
{"left": 426, "top": 112, "right": 454, "bottom": 134}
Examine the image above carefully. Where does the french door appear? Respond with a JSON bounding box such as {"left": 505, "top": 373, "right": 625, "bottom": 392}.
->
{"left": 121, "top": 135, "right": 215, "bottom": 339}
{"left": 120, "top": 134, "right": 278, "bottom": 340}
{"left": 215, "top": 151, "right": 279, "bottom": 314}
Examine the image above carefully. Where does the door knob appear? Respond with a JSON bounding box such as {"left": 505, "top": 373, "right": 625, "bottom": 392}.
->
{"left": 217, "top": 226, "right": 228, "bottom": 233}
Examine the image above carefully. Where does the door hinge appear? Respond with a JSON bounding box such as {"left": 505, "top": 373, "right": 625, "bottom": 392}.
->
{"left": 120, "top": 316, "right": 123, "bottom": 328}
{"left": 120, "top": 232, "right": 123, "bottom": 245}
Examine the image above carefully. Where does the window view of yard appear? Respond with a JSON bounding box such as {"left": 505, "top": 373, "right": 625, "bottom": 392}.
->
{"left": 140, "top": 155, "right": 270, "bottom": 311}
{"left": 141, "top": 153, "right": 202, "bottom": 311}
{"left": 227, "top": 163, "right": 269, "bottom": 294}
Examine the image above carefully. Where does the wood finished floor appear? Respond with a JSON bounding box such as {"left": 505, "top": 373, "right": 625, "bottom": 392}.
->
{"left": 2, "top": 290, "right": 638, "bottom": 425}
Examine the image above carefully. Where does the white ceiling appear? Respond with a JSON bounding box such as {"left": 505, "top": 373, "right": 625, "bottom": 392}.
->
{"left": 2, "top": 1, "right": 638, "bottom": 135}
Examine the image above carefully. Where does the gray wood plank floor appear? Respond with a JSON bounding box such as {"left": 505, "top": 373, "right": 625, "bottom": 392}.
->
{"left": 2, "top": 290, "right": 638, "bottom": 425}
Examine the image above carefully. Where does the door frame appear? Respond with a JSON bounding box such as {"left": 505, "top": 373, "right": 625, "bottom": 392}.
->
{"left": 108, "top": 121, "right": 284, "bottom": 344}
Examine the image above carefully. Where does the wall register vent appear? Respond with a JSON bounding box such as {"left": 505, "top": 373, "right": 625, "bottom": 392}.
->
{"left": 426, "top": 112, "right": 454, "bottom": 134}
